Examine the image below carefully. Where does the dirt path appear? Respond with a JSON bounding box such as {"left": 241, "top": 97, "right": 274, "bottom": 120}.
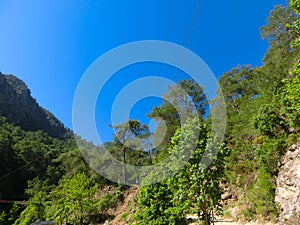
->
{"left": 215, "top": 221, "right": 277, "bottom": 225}
{"left": 189, "top": 219, "right": 238, "bottom": 225}
{"left": 190, "top": 221, "right": 275, "bottom": 225}
{"left": 215, "top": 219, "right": 239, "bottom": 225}
{"left": 187, "top": 216, "right": 277, "bottom": 225}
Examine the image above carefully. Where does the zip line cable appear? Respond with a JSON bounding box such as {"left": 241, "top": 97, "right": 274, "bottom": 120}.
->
{"left": 0, "top": 164, "right": 29, "bottom": 181}
{"left": 158, "top": 0, "right": 201, "bottom": 81}
{"left": 0, "top": 119, "right": 111, "bottom": 182}
{"left": 173, "top": 0, "right": 201, "bottom": 80}
{"left": 166, "top": 0, "right": 178, "bottom": 42}
{"left": 158, "top": 0, "right": 178, "bottom": 76}
{"left": 184, "top": 0, "right": 201, "bottom": 48}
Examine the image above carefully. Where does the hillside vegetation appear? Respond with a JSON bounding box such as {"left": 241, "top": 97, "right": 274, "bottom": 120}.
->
{"left": 0, "top": 1, "right": 299, "bottom": 224}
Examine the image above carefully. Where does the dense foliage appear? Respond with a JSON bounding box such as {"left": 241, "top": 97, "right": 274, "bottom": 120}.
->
{"left": 0, "top": 1, "right": 299, "bottom": 224}
{"left": 135, "top": 119, "right": 228, "bottom": 225}
{"left": 215, "top": 1, "right": 300, "bottom": 221}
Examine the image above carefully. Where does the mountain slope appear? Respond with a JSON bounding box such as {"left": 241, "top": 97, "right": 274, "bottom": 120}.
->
{"left": 0, "top": 72, "right": 70, "bottom": 139}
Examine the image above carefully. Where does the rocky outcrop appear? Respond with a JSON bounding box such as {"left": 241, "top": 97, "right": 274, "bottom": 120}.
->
{"left": 275, "top": 143, "right": 300, "bottom": 223}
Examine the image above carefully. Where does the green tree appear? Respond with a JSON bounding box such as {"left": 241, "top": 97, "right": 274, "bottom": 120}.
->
{"left": 168, "top": 120, "right": 227, "bottom": 225}
{"left": 289, "top": 0, "right": 300, "bottom": 46}
{"left": 110, "top": 120, "right": 151, "bottom": 184}
{"left": 135, "top": 119, "right": 227, "bottom": 225}
{"left": 47, "top": 173, "right": 96, "bottom": 225}
{"left": 148, "top": 79, "right": 207, "bottom": 161}
{"left": 14, "top": 192, "right": 46, "bottom": 225}
{"left": 135, "top": 180, "right": 181, "bottom": 225}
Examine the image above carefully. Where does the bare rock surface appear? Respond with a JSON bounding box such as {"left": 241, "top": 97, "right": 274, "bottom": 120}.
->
{"left": 275, "top": 143, "right": 300, "bottom": 223}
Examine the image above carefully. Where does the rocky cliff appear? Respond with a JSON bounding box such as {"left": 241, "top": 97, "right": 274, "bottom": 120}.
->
{"left": 275, "top": 143, "right": 300, "bottom": 223}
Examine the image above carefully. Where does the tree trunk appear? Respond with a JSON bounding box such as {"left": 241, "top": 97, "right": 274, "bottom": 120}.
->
{"left": 123, "top": 146, "right": 126, "bottom": 184}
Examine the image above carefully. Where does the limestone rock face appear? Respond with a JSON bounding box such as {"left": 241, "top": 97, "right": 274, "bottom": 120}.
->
{"left": 275, "top": 143, "right": 300, "bottom": 222}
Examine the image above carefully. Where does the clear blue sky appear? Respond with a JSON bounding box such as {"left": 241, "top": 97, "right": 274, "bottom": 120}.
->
{"left": 0, "top": 0, "right": 287, "bottom": 143}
